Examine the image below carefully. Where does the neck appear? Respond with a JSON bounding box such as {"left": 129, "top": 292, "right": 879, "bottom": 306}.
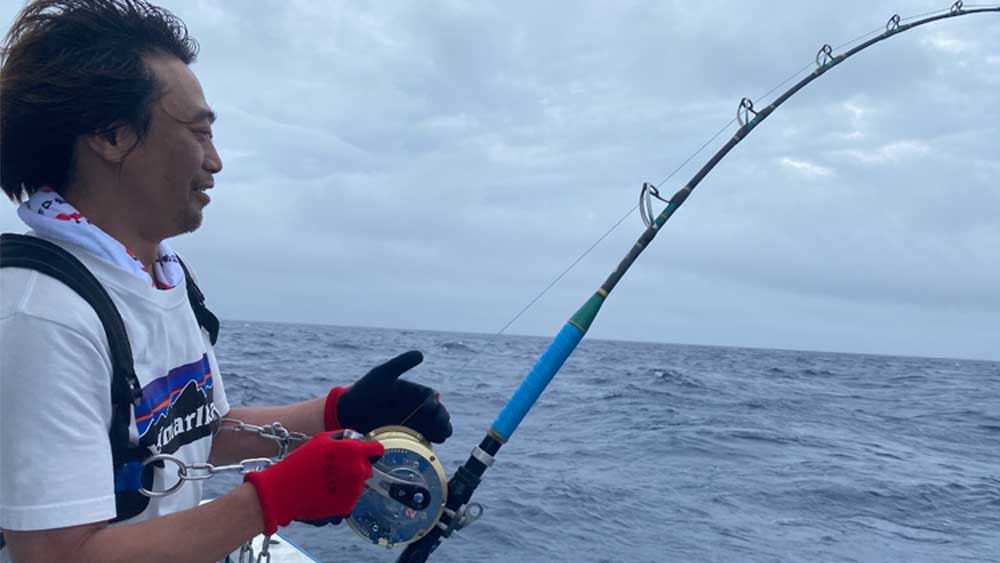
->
{"left": 63, "top": 182, "right": 159, "bottom": 273}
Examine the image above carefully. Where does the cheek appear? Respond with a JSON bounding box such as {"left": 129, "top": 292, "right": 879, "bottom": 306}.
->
{"left": 166, "top": 140, "right": 205, "bottom": 183}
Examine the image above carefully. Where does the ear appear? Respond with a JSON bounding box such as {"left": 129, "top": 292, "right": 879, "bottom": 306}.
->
{"left": 84, "top": 125, "right": 139, "bottom": 164}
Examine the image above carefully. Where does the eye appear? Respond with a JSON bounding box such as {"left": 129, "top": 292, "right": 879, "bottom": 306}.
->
{"left": 193, "top": 128, "right": 214, "bottom": 141}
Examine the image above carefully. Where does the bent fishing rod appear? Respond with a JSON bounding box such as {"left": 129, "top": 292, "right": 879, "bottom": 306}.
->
{"left": 387, "top": 3, "right": 998, "bottom": 560}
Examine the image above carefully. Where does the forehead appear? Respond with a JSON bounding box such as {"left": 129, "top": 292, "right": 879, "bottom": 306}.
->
{"left": 145, "top": 54, "right": 214, "bottom": 123}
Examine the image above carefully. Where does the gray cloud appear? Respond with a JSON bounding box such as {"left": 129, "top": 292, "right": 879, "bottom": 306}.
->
{"left": 1, "top": 0, "right": 997, "bottom": 360}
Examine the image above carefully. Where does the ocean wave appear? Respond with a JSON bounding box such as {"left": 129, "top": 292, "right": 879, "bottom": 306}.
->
{"left": 206, "top": 321, "right": 1000, "bottom": 562}
{"left": 438, "top": 340, "right": 477, "bottom": 354}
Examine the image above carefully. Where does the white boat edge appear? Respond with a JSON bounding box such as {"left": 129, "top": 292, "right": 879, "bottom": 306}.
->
{"left": 222, "top": 531, "right": 321, "bottom": 563}
{"left": 200, "top": 499, "right": 322, "bottom": 562}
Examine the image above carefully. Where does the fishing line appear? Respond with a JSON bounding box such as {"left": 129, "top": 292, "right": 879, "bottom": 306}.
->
{"left": 442, "top": 205, "right": 637, "bottom": 380}
{"left": 904, "top": 7, "right": 953, "bottom": 22}
{"left": 441, "top": 1, "right": 999, "bottom": 383}
{"left": 486, "top": 117, "right": 743, "bottom": 345}
{"left": 833, "top": 7, "right": 955, "bottom": 52}
{"left": 484, "top": 5, "right": 965, "bottom": 334}
{"left": 384, "top": 5, "right": 1000, "bottom": 561}
{"left": 441, "top": 118, "right": 741, "bottom": 385}
{"left": 493, "top": 205, "right": 636, "bottom": 338}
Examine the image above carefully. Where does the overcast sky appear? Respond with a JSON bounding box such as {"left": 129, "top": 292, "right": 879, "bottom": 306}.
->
{"left": 2, "top": 1, "right": 998, "bottom": 361}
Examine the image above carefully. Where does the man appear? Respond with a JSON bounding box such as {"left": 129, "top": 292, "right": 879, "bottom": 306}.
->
{"left": 0, "top": 1, "right": 452, "bottom": 561}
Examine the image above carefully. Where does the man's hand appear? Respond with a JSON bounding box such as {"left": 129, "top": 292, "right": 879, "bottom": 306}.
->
{"left": 243, "top": 432, "right": 384, "bottom": 535}
{"left": 325, "top": 351, "right": 453, "bottom": 443}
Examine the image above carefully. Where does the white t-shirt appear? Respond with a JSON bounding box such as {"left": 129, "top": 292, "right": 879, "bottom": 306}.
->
{"left": 0, "top": 236, "right": 230, "bottom": 554}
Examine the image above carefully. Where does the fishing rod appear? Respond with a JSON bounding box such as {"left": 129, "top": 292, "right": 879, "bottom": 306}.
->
{"left": 343, "top": 2, "right": 999, "bottom": 559}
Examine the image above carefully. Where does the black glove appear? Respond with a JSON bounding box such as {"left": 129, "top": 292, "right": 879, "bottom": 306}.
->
{"left": 325, "top": 351, "right": 453, "bottom": 443}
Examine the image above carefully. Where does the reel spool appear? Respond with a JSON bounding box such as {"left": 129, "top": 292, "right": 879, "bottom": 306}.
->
{"left": 348, "top": 426, "right": 447, "bottom": 547}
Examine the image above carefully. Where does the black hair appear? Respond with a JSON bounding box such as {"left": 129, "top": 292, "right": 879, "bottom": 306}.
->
{"left": 1, "top": 0, "right": 199, "bottom": 201}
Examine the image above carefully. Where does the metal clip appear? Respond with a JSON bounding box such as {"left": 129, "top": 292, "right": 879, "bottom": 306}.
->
{"left": 218, "top": 418, "right": 310, "bottom": 459}
{"left": 639, "top": 182, "right": 670, "bottom": 228}
{"left": 179, "top": 462, "right": 217, "bottom": 482}
{"left": 138, "top": 455, "right": 274, "bottom": 497}
{"left": 816, "top": 44, "right": 834, "bottom": 68}
{"left": 237, "top": 458, "right": 275, "bottom": 474}
{"left": 435, "top": 503, "right": 484, "bottom": 537}
{"left": 950, "top": 0, "right": 963, "bottom": 15}
{"left": 737, "top": 97, "right": 757, "bottom": 127}
{"left": 139, "top": 454, "right": 188, "bottom": 497}
{"left": 327, "top": 428, "right": 365, "bottom": 441}
{"left": 256, "top": 536, "right": 272, "bottom": 563}
{"left": 886, "top": 14, "right": 901, "bottom": 33}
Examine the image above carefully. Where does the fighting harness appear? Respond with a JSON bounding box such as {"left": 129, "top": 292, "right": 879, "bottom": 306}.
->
{"left": 0, "top": 233, "right": 220, "bottom": 524}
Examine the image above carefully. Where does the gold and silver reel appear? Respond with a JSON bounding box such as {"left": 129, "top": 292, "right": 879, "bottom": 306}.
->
{"left": 347, "top": 426, "right": 448, "bottom": 547}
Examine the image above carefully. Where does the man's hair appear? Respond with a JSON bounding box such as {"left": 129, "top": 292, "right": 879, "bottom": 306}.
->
{"left": 0, "top": 0, "right": 199, "bottom": 202}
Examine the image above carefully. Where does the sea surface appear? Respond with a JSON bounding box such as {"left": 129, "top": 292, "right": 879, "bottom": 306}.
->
{"left": 204, "top": 321, "right": 1000, "bottom": 563}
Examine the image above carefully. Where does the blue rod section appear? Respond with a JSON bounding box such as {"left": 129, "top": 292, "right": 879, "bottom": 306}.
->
{"left": 490, "top": 322, "right": 585, "bottom": 441}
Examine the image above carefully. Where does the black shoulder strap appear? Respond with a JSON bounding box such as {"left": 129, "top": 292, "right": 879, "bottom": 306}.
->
{"left": 0, "top": 234, "right": 220, "bottom": 522}
{"left": 1, "top": 234, "right": 143, "bottom": 405}
{"left": 177, "top": 257, "right": 219, "bottom": 345}
{"left": 1, "top": 233, "right": 152, "bottom": 521}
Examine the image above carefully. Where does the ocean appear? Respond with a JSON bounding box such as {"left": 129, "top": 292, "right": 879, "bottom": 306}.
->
{"left": 204, "top": 321, "right": 1000, "bottom": 562}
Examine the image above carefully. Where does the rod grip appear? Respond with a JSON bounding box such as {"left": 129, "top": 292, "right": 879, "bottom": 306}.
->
{"left": 490, "top": 322, "right": 585, "bottom": 441}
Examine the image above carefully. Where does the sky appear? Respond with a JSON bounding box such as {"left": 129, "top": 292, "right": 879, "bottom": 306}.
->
{"left": 1, "top": 1, "right": 998, "bottom": 361}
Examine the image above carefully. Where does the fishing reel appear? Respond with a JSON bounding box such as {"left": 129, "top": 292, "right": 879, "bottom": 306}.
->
{"left": 348, "top": 426, "right": 449, "bottom": 547}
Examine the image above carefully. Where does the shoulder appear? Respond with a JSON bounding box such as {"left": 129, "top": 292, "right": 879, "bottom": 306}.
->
{"left": 0, "top": 264, "right": 105, "bottom": 346}
{"left": 1, "top": 234, "right": 115, "bottom": 338}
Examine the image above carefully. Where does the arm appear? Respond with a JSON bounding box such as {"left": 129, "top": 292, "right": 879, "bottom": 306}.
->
{"left": 5, "top": 483, "right": 263, "bottom": 563}
{"left": 209, "top": 351, "right": 454, "bottom": 465}
{"left": 7, "top": 432, "right": 385, "bottom": 563}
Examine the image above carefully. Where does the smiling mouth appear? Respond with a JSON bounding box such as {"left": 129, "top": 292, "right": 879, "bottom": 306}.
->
{"left": 193, "top": 185, "right": 212, "bottom": 204}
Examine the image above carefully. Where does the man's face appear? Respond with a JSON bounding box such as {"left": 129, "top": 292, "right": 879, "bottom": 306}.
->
{"left": 120, "top": 55, "right": 222, "bottom": 240}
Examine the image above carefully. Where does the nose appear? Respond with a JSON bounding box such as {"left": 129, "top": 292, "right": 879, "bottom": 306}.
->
{"left": 203, "top": 139, "right": 223, "bottom": 174}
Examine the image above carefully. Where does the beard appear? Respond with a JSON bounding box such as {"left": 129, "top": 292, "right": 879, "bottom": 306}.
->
{"left": 173, "top": 202, "right": 203, "bottom": 235}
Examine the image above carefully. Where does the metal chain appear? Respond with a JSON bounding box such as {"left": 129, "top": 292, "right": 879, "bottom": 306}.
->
{"left": 140, "top": 454, "right": 275, "bottom": 497}
{"left": 136, "top": 418, "right": 312, "bottom": 562}
{"left": 235, "top": 539, "right": 273, "bottom": 563}
{"left": 238, "top": 543, "right": 253, "bottom": 563}
{"left": 257, "top": 543, "right": 272, "bottom": 563}
{"left": 142, "top": 420, "right": 310, "bottom": 498}
{"left": 216, "top": 418, "right": 312, "bottom": 459}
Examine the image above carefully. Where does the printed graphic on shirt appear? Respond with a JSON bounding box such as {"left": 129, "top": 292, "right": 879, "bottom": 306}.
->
{"left": 135, "top": 354, "right": 219, "bottom": 455}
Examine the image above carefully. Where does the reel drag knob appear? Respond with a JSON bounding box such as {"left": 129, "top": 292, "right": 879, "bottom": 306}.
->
{"left": 348, "top": 426, "right": 448, "bottom": 547}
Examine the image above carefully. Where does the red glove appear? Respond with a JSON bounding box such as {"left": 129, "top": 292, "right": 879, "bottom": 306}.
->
{"left": 324, "top": 386, "right": 347, "bottom": 431}
{"left": 244, "top": 431, "right": 384, "bottom": 535}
